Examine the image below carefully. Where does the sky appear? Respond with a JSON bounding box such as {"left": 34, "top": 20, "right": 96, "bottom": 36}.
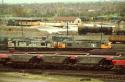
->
{"left": 1, "top": 0, "right": 124, "bottom": 4}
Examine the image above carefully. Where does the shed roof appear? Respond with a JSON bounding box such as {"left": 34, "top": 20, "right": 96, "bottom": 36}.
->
{"left": 55, "top": 16, "right": 78, "bottom": 21}
{"left": 8, "top": 17, "right": 41, "bottom": 21}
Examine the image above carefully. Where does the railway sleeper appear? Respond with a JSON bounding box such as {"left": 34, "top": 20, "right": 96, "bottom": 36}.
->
{"left": 112, "top": 66, "right": 125, "bottom": 74}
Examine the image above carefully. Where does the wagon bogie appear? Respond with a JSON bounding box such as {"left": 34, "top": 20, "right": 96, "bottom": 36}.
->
{"left": 97, "top": 58, "right": 113, "bottom": 70}
{"left": 0, "top": 54, "right": 10, "bottom": 65}
{"left": 112, "top": 65, "right": 125, "bottom": 73}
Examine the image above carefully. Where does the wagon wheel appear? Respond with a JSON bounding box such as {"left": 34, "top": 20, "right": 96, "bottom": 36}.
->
{"left": 38, "top": 60, "right": 45, "bottom": 69}
{"left": 28, "top": 56, "right": 43, "bottom": 68}
{"left": 2, "top": 58, "right": 10, "bottom": 66}
{"left": 63, "top": 57, "right": 78, "bottom": 70}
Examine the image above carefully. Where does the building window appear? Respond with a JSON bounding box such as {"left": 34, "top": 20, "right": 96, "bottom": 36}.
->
{"left": 67, "top": 43, "right": 72, "bottom": 46}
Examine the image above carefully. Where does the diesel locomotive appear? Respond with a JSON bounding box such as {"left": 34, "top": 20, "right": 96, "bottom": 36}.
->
{"left": 0, "top": 35, "right": 111, "bottom": 51}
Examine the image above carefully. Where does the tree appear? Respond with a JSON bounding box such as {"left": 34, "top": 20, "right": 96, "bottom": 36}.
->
{"left": 12, "top": 6, "right": 27, "bottom": 17}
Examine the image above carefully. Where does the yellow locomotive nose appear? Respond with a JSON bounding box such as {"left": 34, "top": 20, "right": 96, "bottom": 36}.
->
{"left": 53, "top": 42, "right": 66, "bottom": 48}
{"left": 101, "top": 42, "right": 112, "bottom": 49}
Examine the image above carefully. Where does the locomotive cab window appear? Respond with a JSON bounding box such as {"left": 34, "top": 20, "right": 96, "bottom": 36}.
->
{"left": 41, "top": 42, "right": 46, "bottom": 46}
{"left": 42, "top": 37, "right": 47, "bottom": 40}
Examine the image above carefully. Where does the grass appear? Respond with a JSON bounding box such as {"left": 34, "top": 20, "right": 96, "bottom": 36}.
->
{"left": 0, "top": 72, "right": 104, "bottom": 82}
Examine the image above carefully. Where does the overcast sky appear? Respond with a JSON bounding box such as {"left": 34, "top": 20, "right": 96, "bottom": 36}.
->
{"left": 0, "top": 0, "right": 124, "bottom": 4}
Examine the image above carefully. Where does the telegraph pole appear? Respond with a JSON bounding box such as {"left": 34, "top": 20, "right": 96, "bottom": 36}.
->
{"left": 66, "top": 22, "right": 69, "bottom": 35}
{"left": 100, "top": 22, "right": 103, "bottom": 45}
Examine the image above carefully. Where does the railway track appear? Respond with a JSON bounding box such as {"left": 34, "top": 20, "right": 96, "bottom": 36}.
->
{"left": 0, "top": 64, "right": 125, "bottom": 80}
{"left": 0, "top": 50, "right": 125, "bottom": 81}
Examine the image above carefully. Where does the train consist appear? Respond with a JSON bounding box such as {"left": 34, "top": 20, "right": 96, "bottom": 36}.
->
{"left": 0, "top": 35, "right": 111, "bottom": 51}
{"left": 0, "top": 52, "right": 125, "bottom": 73}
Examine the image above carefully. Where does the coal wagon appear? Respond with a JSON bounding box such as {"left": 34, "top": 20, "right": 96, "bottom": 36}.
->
{"left": 0, "top": 52, "right": 114, "bottom": 70}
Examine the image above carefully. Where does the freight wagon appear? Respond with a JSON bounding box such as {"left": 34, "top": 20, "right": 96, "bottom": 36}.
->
{"left": 78, "top": 24, "right": 114, "bottom": 35}
{"left": 0, "top": 52, "right": 114, "bottom": 70}
{"left": 109, "top": 35, "right": 125, "bottom": 43}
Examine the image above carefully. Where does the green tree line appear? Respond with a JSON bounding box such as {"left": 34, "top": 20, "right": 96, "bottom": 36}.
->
{"left": 0, "top": 2, "right": 125, "bottom": 17}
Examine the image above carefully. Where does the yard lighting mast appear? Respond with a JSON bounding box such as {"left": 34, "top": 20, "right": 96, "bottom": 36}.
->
{"left": 2, "top": 0, "right": 3, "bottom": 5}
{"left": 0, "top": 0, "right": 4, "bottom": 25}
{"left": 1, "top": 0, "right": 4, "bottom": 15}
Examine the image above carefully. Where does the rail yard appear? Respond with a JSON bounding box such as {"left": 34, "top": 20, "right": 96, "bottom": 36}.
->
{"left": 0, "top": 20, "right": 125, "bottom": 81}
{"left": 0, "top": 1, "right": 125, "bottom": 81}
